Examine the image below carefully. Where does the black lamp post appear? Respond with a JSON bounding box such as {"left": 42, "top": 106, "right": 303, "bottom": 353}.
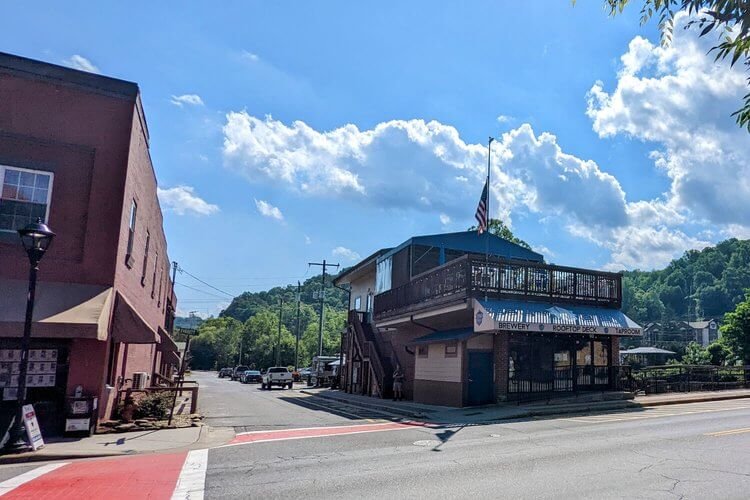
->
{"left": 5, "top": 218, "right": 55, "bottom": 451}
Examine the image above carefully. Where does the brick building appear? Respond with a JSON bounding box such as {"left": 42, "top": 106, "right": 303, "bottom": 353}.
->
{"left": 0, "top": 52, "right": 180, "bottom": 434}
{"left": 335, "top": 231, "right": 642, "bottom": 407}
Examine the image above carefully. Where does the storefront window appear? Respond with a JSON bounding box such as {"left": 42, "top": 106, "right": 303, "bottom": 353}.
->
{"left": 593, "top": 341, "right": 609, "bottom": 366}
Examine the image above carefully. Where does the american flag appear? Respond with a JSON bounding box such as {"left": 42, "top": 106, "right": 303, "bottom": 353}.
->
{"left": 475, "top": 179, "right": 488, "bottom": 234}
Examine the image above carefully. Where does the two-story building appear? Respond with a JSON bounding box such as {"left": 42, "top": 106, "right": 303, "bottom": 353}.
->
{"left": 335, "top": 231, "right": 642, "bottom": 407}
{"left": 0, "top": 52, "right": 180, "bottom": 434}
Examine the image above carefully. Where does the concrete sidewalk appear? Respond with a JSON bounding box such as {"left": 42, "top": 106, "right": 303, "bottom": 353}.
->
{"left": 0, "top": 424, "right": 233, "bottom": 466}
{"left": 301, "top": 388, "right": 750, "bottom": 425}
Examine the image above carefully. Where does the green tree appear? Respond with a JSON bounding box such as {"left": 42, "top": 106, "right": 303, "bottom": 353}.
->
{"left": 242, "top": 310, "right": 295, "bottom": 369}
{"left": 681, "top": 341, "right": 711, "bottom": 365}
{"left": 721, "top": 294, "right": 750, "bottom": 363}
{"left": 467, "top": 218, "right": 531, "bottom": 249}
{"left": 601, "top": 1, "right": 750, "bottom": 131}
{"left": 706, "top": 339, "right": 733, "bottom": 365}
{"left": 190, "top": 317, "right": 243, "bottom": 370}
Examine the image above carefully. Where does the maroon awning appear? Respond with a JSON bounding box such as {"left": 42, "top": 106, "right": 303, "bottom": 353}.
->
{"left": 111, "top": 292, "right": 160, "bottom": 344}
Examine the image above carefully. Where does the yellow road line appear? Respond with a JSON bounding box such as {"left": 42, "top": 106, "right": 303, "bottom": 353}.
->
{"left": 705, "top": 427, "right": 750, "bottom": 437}
{"left": 560, "top": 404, "right": 750, "bottom": 424}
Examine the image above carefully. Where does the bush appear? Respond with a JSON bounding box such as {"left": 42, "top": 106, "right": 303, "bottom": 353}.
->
{"left": 134, "top": 391, "right": 174, "bottom": 420}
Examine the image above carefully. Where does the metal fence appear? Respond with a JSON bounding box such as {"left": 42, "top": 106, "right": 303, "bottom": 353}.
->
{"left": 630, "top": 365, "right": 750, "bottom": 394}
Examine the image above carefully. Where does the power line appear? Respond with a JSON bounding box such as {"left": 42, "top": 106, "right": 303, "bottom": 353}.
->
{"left": 175, "top": 282, "right": 230, "bottom": 299}
{"left": 177, "top": 266, "right": 236, "bottom": 298}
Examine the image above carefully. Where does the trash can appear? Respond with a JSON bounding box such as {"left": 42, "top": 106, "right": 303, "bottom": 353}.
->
{"left": 64, "top": 396, "right": 98, "bottom": 437}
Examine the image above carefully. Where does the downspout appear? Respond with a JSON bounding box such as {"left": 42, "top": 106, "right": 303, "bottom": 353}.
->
{"left": 406, "top": 316, "right": 438, "bottom": 356}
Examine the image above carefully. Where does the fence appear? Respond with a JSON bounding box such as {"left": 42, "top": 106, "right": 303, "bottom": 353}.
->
{"left": 631, "top": 365, "right": 750, "bottom": 394}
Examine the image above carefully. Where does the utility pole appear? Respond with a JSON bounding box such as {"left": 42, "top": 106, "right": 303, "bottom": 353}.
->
{"left": 308, "top": 260, "right": 339, "bottom": 356}
{"left": 276, "top": 297, "right": 284, "bottom": 366}
{"left": 295, "top": 281, "right": 301, "bottom": 371}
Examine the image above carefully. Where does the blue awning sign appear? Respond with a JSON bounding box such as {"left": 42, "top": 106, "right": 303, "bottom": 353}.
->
{"left": 474, "top": 299, "right": 642, "bottom": 336}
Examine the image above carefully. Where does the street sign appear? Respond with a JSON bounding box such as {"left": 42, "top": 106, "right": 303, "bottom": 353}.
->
{"left": 22, "top": 404, "right": 44, "bottom": 451}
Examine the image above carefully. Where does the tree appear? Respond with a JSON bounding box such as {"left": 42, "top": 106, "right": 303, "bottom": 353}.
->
{"left": 706, "top": 339, "right": 734, "bottom": 365}
{"left": 721, "top": 294, "right": 750, "bottom": 363}
{"left": 467, "top": 219, "right": 531, "bottom": 249}
{"left": 190, "top": 317, "right": 243, "bottom": 370}
{"left": 601, "top": 1, "right": 750, "bottom": 131}
{"left": 681, "top": 341, "right": 711, "bottom": 365}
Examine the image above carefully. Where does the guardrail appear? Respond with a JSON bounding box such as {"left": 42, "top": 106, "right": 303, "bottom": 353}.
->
{"left": 631, "top": 364, "right": 750, "bottom": 394}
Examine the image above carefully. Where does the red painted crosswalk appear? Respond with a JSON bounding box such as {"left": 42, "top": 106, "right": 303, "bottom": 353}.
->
{"left": 226, "top": 421, "right": 431, "bottom": 447}
{"left": 0, "top": 452, "right": 190, "bottom": 499}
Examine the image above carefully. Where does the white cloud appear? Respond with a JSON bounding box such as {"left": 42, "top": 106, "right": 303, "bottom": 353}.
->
{"left": 497, "top": 114, "right": 513, "bottom": 124}
{"left": 332, "top": 246, "right": 360, "bottom": 261}
{"left": 170, "top": 94, "right": 205, "bottom": 107}
{"left": 586, "top": 11, "right": 750, "bottom": 227}
{"left": 254, "top": 199, "right": 284, "bottom": 220}
{"left": 304, "top": 235, "right": 312, "bottom": 245}
{"left": 533, "top": 245, "right": 555, "bottom": 258}
{"left": 439, "top": 213, "right": 451, "bottom": 225}
{"left": 242, "top": 50, "right": 260, "bottom": 62}
{"left": 157, "top": 186, "right": 219, "bottom": 216}
{"left": 63, "top": 55, "right": 100, "bottom": 74}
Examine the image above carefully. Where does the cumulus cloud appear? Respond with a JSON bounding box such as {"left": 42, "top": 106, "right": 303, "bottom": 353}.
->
{"left": 221, "top": 113, "right": 633, "bottom": 228}
{"left": 63, "top": 55, "right": 100, "bottom": 73}
{"left": 157, "top": 186, "right": 219, "bottom": 216}
{"left": 332, "top": 246, "right": 360, "bottom": 262}
{"left": 254, "top": 199, "right": 284, "bottom": 220}
{"left": 439, "top": 213, "right": 451, "bottom": 225}
{"left": 587, "top": 11, "right": 749, "bottom": 227}
{"left": 170, "top": 94, "right": 204, "bottom": 107}
{"left": 242, "top": 50, "right": 260, "bottom": 62}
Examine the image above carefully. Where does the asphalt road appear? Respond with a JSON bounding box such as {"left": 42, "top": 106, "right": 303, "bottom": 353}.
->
{"left": 2, "top": 371, "right": 749, "bottom": 499}
{"left": 195, "top": 371, "right": 750, "bottom": 499}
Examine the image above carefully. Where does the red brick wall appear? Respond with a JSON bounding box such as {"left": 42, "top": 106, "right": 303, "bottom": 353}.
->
{"left": 0, "top": 70, "right": 134, "bottom": 285}
{"left": 113, "top": 97, "right": 173, "bottom": 334}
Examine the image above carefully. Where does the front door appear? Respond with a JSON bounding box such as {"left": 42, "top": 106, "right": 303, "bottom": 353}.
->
{"left": 467, "top": 351, "right": 494, "bottom": 406}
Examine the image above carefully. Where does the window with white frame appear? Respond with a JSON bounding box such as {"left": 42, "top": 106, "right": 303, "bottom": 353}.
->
{"left": 0, "top": 166, "right": 53, "bottom": 232}
{"left": 125, "top": 199, "right": 137, "bottom": 267}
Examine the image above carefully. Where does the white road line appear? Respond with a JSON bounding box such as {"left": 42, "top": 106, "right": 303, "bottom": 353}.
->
{"left": 171, "top": 449, "right": 209, "bottom": 500}
{"left": 0, "top": 462, "right": 69, "bottom": 497}
{"left": 235, "top": 421, "right": 389, "bottom": 436}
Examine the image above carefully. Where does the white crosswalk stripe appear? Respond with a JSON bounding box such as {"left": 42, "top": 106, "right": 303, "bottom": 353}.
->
{"left": 0, "top": 462, "right": 69, "bottom": 497}
{"left": 171, "top": 449, "right": 209, "bottom": 500}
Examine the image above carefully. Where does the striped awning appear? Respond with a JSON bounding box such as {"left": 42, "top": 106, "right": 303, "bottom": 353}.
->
{"left": 473, "top": 299, "right": 641, "bottom": 336}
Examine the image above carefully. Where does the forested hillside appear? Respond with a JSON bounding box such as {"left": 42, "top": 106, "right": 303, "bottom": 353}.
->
{"left": 622, "top": 239, "right": 750, "bottom": 325}
{"left": 189, "top": 272, "right": 350, "bottom": 370}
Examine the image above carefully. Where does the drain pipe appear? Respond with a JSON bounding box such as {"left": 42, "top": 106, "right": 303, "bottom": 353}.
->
{"left": 409, "top": 315, "right": 438, "bottom": 332}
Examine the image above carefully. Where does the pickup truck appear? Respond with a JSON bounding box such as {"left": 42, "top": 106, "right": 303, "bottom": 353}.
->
{"left": 261, "top": 367, "right": 293, "bottom": 390}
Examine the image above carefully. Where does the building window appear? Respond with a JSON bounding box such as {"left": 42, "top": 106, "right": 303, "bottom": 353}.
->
{"left": 418, "top": 345, "right": 428, "bottom": 358}
{"left": 0, "top": 166, "right": 53, "bottom": 232}
{"left": 157, "top": 265, "right": 164, "bottom": 307}
{"left": 151, "top": 251, "right": 158, "bottom": 298}
{"left": 366, "top": 293, "right": 372, "bottom": 313}
{"left": 141, "top": 230, "right": 150, "bottom": 285}
{"left": 125, "top": 200, "right": 137, "bottom": 267}
{"left": 354, "top": 296, "right": 362, "bottom": 311}
{"left": 445, "top": 342, "right": 458, "bottom": 358}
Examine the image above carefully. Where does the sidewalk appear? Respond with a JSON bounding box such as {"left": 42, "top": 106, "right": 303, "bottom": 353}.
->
{"left": 301, "top": 387, "right": 750, "bottom": 425}
{"left": 0, "top": 424, "right": 232, "bottom": 466}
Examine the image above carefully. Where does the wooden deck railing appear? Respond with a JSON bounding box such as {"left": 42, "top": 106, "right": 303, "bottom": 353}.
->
{"left": 374, "top": 255, "right": 622, "bottom": 320}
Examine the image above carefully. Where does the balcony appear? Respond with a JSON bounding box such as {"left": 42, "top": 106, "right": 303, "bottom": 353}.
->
{"left": 373, "top": 254, "right": 622, "bottom": 321}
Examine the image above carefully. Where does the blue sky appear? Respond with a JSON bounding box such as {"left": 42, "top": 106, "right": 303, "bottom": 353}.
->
{"left": 3, "top": 2, "right": 748, "bottom": 317}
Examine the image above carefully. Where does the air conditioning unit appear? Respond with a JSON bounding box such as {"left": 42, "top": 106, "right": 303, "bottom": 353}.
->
{"left": 132, "top": 372, "right": 149, "bottom": 390}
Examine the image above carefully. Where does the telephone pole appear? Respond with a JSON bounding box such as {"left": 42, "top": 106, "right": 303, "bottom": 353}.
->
{"left": 276, "top": 297, "right": 284, "bottom": 366}
{"left": 308, "top": 260, "right": 339, "bottom": 356}
{"left": 295, "top": 281, "right": 301, "bottom": 371}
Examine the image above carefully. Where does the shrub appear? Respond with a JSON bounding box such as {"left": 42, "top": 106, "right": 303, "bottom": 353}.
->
{"left": 134, "top": 391, "right": 174, "bottom": 420}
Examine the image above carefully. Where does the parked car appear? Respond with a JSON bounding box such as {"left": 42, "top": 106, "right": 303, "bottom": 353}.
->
{"left": 232, "top": 365, "right": 249, "bottom": 381}
{"left": 241, "top": 370, "right": 262, "bottom": 384}
{"left": 218, "top": 368, "right": 233, "bottom": 378}
{"left": 261, "top": 367, "right": 293, "bottom": 390}
{"left": 307, "top": 356, "right": 339, "bottom": 387}
{"left": 299, "top": 367, "right": 312, "bottom": 379}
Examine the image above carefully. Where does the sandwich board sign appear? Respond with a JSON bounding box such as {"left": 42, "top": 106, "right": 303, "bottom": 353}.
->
{"left": 22, "top": 404, "right": 44, "bottom": 451}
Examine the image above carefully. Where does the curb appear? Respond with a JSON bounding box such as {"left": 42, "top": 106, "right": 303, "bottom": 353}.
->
{"left": 0, "top": 452, "right": 124, "bottom": 466}
{"left": 301, "top": 390, "right": 750, "bottom": 424}
{"left": 300, "top": 390, "right": 427, "bottom": 418}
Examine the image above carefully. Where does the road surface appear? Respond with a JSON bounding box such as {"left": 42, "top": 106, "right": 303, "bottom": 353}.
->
{"left": 1, "top": 370, "right": 748, "bottom": 499}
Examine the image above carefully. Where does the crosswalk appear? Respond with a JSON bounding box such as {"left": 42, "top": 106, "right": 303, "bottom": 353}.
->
{"left": 560, "top": 400, "right": 750, "bottom": 424}
{"left": 0, "top": 452, "right": 201, "bottom": 499}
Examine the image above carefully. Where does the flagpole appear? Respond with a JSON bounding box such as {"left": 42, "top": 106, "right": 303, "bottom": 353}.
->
{"left": 485, "top": 136, "right": 493, "bottom": 300}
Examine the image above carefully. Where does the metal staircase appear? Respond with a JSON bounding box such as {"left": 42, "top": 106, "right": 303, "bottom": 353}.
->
{"left": 349, "top": 310, "right": 393, "bottom": 399}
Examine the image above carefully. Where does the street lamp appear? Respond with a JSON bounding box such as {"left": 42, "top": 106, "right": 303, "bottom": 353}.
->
{"left": 5, "top": 218, "right": 55, "bottom": 451}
